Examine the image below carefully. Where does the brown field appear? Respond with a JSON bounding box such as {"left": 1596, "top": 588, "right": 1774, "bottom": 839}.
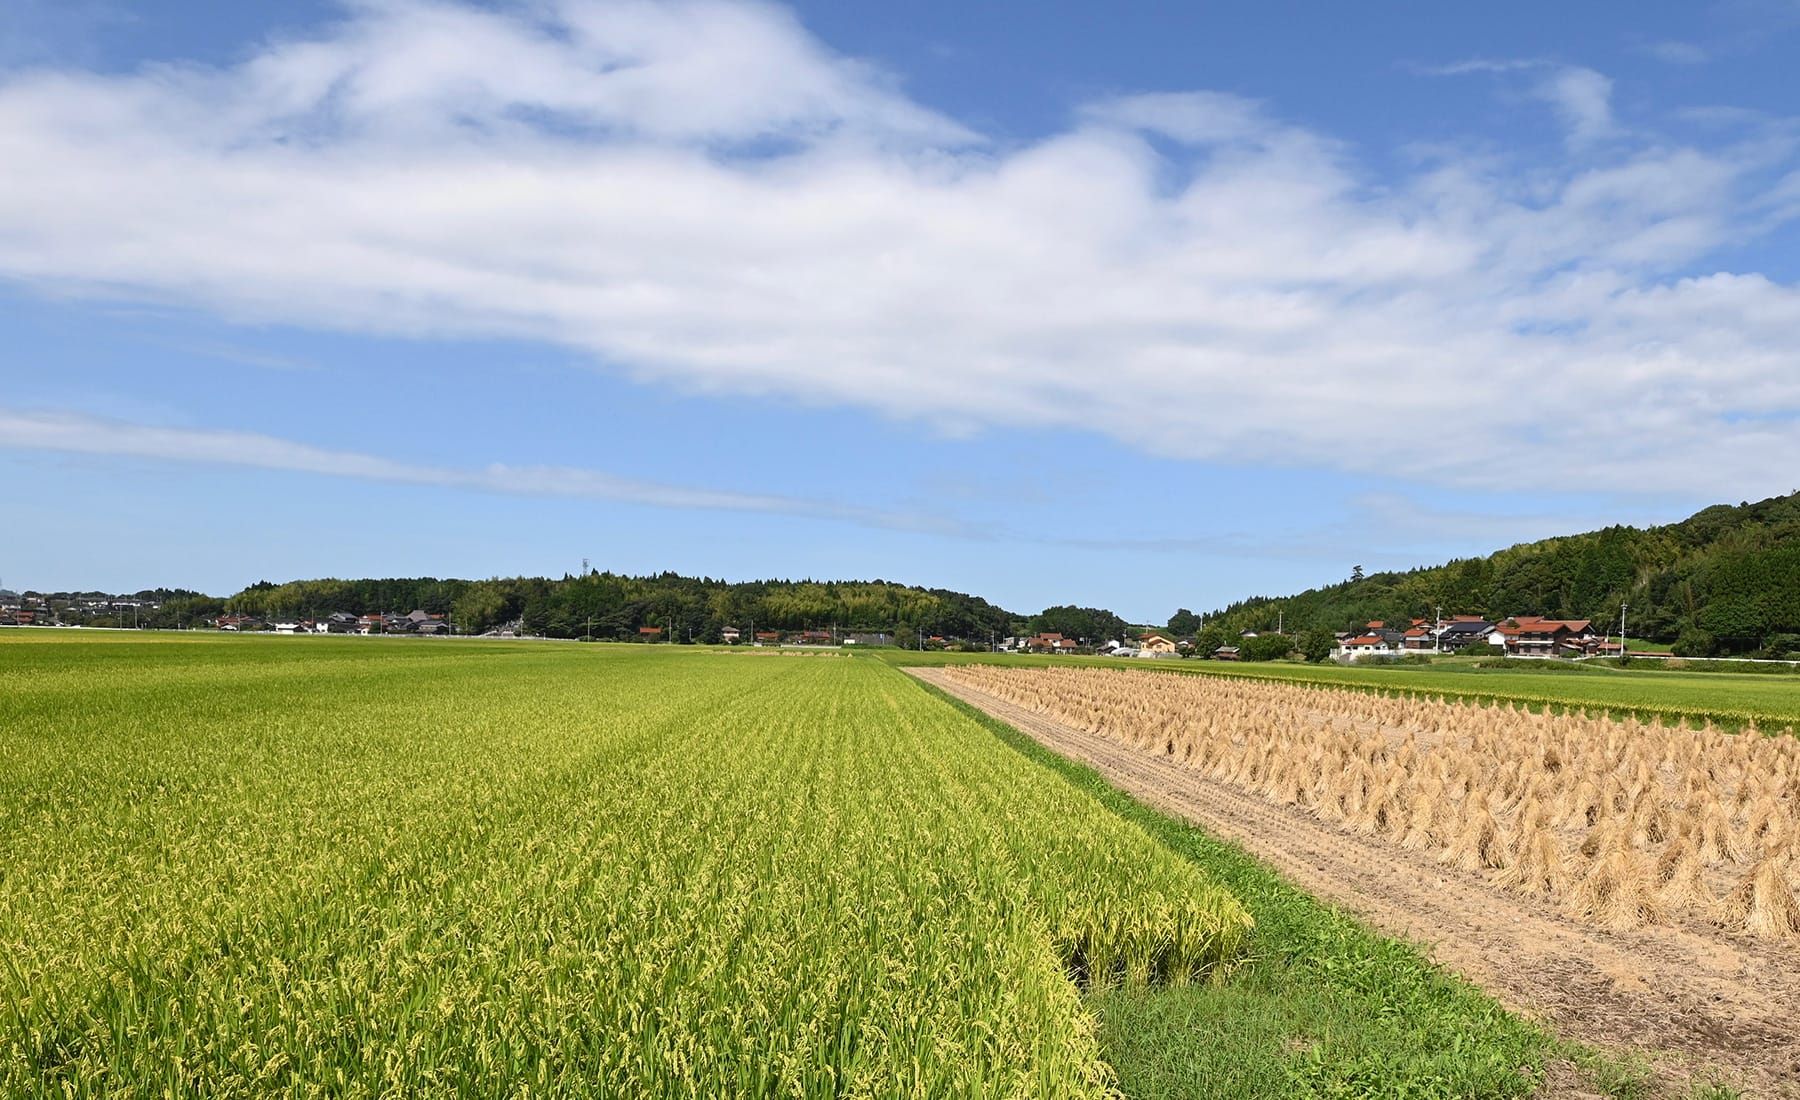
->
{"left": 918, "top": 665, "right": 1800, "bottom": 1097}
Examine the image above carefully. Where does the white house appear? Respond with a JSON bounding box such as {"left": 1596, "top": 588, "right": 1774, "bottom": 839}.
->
{"left": 1336, "top": 634, "right": 1394, "bottom": 660}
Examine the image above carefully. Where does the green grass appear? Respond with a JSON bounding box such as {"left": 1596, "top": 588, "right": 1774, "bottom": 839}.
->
{"left": 879, "top": 648, "right": 1800, "bottom": 731}
{"left": 1, "top": 632, "right": 1252, "bottom": 1097}
{"left": 918, "top": 680, "right": 1557, "bottom": 1099}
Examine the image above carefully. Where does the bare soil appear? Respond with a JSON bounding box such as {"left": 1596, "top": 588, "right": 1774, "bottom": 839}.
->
{"left": 912, "top": 667, "right": 1800, "bottom": 1098}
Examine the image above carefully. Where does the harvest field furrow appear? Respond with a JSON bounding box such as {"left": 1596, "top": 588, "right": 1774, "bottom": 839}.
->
{"left": 1, "top": 634, "right": 1255, "bottom": 1097}
{"left": 923, "top": 664, "right": 1800, "bottom": 1095}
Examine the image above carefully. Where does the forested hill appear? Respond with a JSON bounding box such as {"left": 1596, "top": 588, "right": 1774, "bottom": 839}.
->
{"left": 1195, "top": 492, "right": 1800, "bottom": 656}
{"left": 223, "top": 572, "right": 1031, "bottom": 644}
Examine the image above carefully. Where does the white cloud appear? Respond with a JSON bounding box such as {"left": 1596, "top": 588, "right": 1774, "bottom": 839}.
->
{"left": 1534, "top": 66, "right": 1615, "bottom": 147}
{"left": 0, "top": 407, "right": 976, "bottom": 535}
{"left": 0, "top": 1, "right": 1798, "bottom": 501}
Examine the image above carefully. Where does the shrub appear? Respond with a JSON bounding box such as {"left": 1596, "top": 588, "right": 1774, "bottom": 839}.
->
{"left": 1672, "top": 627, "right": 1719, "bottom": 658}
{"left": 1237, "top": 634, "right": 1295, "bottom": 662}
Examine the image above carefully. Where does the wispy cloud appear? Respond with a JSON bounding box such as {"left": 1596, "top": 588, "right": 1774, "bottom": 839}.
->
{"left": 1419, "top": 58, "right": 1617, "bottom": 146}
{"left": 1635, "top": 39, "right": 1712, "bottom": 65}
{"left": 0, "top": 1, "right": 1798, "bottom": 501}
{"left": 173, "top": 340, "right": 322, "bottom": 372}
{"left": 1041, "top": 493, "right": 1637, "bottom": 566}
{"left": 0, "top": 407, "right": 982, "bottom": 537}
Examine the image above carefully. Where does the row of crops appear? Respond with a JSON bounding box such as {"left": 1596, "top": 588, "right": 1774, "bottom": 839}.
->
{"left": 946, "top": 664, "right": 1800, "bottom": 939}
{"left": 0, "top": 635, "right": 1250, "bottom": 1096}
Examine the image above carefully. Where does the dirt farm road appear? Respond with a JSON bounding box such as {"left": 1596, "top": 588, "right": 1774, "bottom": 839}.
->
{"left": 910, "top": 667, "right": 1800, "bottom": 1098}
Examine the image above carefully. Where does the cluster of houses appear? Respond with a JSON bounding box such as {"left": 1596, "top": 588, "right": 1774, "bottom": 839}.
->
{"left": 1335, "top": 616, "right": 1622, "bottom": 661}
{"left": 717, "top": 627, "right": 896, "bottom": 646}
{"left": 994, "top": 616, "right": 1625, "bottom": 663}
{"left": 215, "top": 610, "right": 452, "bottom": 635}
{"left": 0, "top": 592, "right": 159, "bottom": 627}
{"left": 994, "top": 631, "right": 1182, "bottom": 657}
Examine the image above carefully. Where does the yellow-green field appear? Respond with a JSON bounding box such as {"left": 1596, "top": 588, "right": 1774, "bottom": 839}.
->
{"left": 3, "top": 633, "right": 1573, "bottom": 1097}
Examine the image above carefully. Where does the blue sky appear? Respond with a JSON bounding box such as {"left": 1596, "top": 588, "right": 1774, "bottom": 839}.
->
{"left": 3, "top": 0, "right": 1799, "bottom": 621}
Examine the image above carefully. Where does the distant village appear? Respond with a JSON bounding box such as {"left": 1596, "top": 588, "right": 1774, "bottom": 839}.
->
{"left": 1326, "top": 616, "right": 1622, "bottom": 660}
{"left": 2, "top": 590, "right": 1628, "bottom": 661}
{"left": 995, "top": 615, "right": 1623, "bottom": 661}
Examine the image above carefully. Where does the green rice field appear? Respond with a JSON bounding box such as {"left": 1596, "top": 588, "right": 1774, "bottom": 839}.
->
{"left": 2, "top": 633, "right": 1585, "bottom": 1097}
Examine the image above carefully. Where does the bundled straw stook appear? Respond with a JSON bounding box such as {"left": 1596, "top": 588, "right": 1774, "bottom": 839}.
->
{"left": 946, "top": 664, "right": 1800, "bottom": 941}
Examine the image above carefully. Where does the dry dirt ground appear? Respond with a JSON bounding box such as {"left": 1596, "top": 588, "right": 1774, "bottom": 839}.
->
{"left": 911, "top": 667, "right": 1800, "bottom": 1098}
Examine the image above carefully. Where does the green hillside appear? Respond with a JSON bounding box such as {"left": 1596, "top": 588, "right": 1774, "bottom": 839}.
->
{"left": 1196, "top": 491, "right": 1800, "bottom": 657}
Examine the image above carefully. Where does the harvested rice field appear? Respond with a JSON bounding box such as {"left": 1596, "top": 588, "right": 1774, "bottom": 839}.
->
{"left": 920, "top": 664, "right": 1800, "bottom": 1096}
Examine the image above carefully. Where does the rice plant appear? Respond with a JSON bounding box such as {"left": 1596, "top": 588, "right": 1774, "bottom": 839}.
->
{"left": 0, "top": 634, "right": 1250, "bottom": 1097}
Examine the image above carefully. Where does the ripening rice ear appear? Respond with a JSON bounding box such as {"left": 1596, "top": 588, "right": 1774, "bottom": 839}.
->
{"left": 1714, "top": 856, "right": 1800, "bottom": 941}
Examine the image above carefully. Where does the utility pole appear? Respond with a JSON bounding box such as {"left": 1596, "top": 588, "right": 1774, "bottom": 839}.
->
{"left": 1619, "top": 603, "right": 1628, "bottom": 655}
{"left": 1277, "top": 610, "right": 1283, "bottom": 635}
{"left": 1434, "top": 605, "right": 1442, "bottom": 654}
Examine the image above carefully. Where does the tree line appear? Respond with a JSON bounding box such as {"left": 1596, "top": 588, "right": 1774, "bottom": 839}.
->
{"left": 215, "top": 572, "right": 1054, "bottom": 646}
{"left": 1181, "top": 491, "right": 1800, "bottom": 658}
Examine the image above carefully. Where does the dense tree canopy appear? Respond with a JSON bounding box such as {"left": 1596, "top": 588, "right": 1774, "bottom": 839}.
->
{"left": 222, "top": 572, "right": 1025, "bottom": 645}
{"left": 1027, "top": 605, "right": 1131, "bottom": 644}
{"left": 1187, "top": 492, "right": 1800, "bottom": 656}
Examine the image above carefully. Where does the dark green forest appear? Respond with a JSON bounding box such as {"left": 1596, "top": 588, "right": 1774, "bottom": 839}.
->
{"left": 215, "top": 573, "right": 1025, "bottom": 646}
{"left": 1191, "top": 491, "right": 1800, "bottom": 657}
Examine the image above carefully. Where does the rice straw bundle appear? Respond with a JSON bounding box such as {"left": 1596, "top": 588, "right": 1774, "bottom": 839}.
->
{"left": 1495, "top": 830, "right": 1568, "bottom": 896}
{"left": 1652, "top": 838, "right": 1715, "bottom": 914}
{"left": 1715, "top": 856, "right": 1800, "bottom": 940}
{"left": 1566, "top": 847, "right": 1665, "bottom": 933}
